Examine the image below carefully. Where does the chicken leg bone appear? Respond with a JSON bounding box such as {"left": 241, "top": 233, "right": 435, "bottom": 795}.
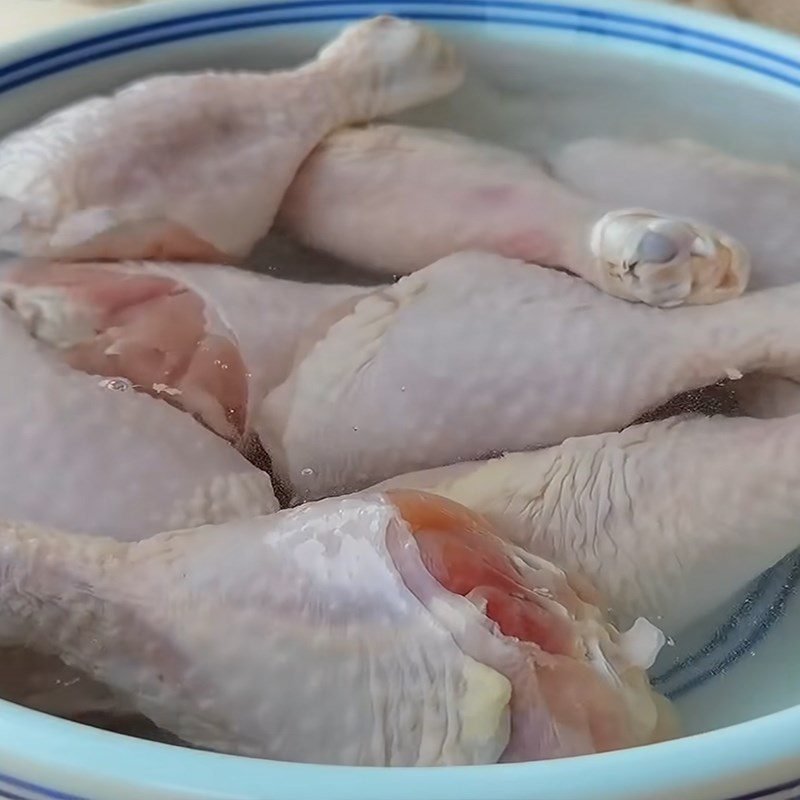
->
{"left": 0, "top": 492, "right": 671, "bottom": 764}
{"left": 277, "top": 125, "right": 748, "bottom": 306}
{"left": 0, "top": 17, "right": 463, "bottom": 262}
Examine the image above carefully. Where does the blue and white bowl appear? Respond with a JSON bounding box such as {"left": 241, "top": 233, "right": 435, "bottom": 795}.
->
{"left": 1, "top": 1, "right": 800, "bottom": 798}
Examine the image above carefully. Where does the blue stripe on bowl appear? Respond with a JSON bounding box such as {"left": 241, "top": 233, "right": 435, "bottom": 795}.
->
{"left": 654, "top": 569, "right": 776, "bottom": 686}
{"left": 728, "top": 776, "right": 800, "bottom": 800}
{"left": 0, "top": 3, "right": 800, "bottom": 799}
{"left": 3, "top": 0, "right": 800, "bottom": 75}
{"left": 0, "top": 790, "right": 65, "bottom": 800}
{"left": 2, "top": 772, "right": 800, "bottom": 800}
{"left": 652, "top": 551, "right": 800, "bottom": 697}
{"left": 2, "top": 1, "right": 800, "bottom": 95}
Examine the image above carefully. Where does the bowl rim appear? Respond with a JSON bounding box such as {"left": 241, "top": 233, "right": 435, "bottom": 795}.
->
{"left": 4, "top": 0, "right": 800, "bottom": 93}
{"left": 1, "top": 1, "right": 800, "bottom": 798}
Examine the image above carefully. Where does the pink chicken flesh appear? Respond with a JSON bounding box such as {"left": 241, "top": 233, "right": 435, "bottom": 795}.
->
{"left": 0, "top": 491, "right": 671, "bottom": 764}
{"left": 0, "top": 260, "right": 365, "bottom": 443}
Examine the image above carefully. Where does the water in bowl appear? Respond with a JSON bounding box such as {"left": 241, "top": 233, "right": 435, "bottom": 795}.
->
{"left": 1, "top": 18, "right": 799, "bottom": 753}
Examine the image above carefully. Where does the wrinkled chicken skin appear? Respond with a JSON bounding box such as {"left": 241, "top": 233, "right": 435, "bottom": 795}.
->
{"left": 259, "top": 252, "right": 800, "bottom": 501}
{"left": 278, "top": 125, "right": 749, "bottom": 307}
{"left": 0, "top": 492, "right": 670, "bottom": 764}
{"left": 0, "top": 17, "right": 463, "bottom": 262}
{"left": 552, "top": 137, "right": 800, "bottom": 420}
{"left": 0, "top": 260, "right": 365, "bottom": 442}
{"left": 379, "top": 414, "right": 800, "bottom": 636}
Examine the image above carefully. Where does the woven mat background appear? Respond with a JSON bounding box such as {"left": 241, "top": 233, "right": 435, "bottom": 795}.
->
{"left": 1, "top": 1, "right": 798, "bottom": 52}
{"left": 655, "top": 0, "right": 800, "bottom": 34}
{"left": 7, "top": 1, "right": 800, "bottom": 39}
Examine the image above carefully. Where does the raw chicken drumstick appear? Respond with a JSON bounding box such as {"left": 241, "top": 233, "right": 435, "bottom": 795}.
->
{"left": 378, "top": 413, "right": 800, "bottom": 636}
{"left": 0, "top": 492, "right": 672, "bottom": 764}
{"left": 0, "top": 260, "right": 366, "bottom": 443}
{"left": 552, "top": 137, "right": 800, "bottom": 419}
{"left": 0, "top": 293, "right": 277, "bottom": 726}
{"left": 259, "top": 252, "right": 800, "bottom": 501}
{"left": 0, "top": 17, "right": 463, "bottom": 262}
{"left": 277, "top": 124, "right": 749, "bottom": 307}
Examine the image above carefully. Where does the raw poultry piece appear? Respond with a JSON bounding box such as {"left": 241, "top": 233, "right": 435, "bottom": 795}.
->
{"left": 259, "top": 252, "right": 800, "bottom": 501}
{"left": 0, "top": 302, "right": 276, "bottom": 540}
{"left": 0, "top": 491, "right": 672, "bottom": 764}
{"left": 278, "top": 124, "right": 749, "bottom": 307}
{"left": 377, "top": 414, "right": 800, "bottom": 636}
{"left": 0, "top": 282, "right": 278, "bottom": 728}
{"left": 551, "top": 137, "right": 800, "bottom": 419}
{"left": 0, "top": 17, "right": 462, "bottom": 262}
{"left": 0, "top": 260, "right": 366, "bottom": 442}
{"left": 551, "top": 137, "right": 800, "bottom": 291}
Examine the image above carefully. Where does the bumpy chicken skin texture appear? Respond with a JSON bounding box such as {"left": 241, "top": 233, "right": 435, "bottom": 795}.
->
{"left": 0, "top": 303, "right": 276, "bottom": 540}
{"left": 260, "top": 252, "right": 800, "bottom": 501}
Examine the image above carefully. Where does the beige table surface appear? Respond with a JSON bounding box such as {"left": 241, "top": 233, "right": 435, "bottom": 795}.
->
{"left": 1, "top": 0, "right": 799, "bottom": 45}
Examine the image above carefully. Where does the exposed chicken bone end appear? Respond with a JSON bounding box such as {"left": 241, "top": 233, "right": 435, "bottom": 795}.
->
{"left": 0, "top": 280, "right": 101, "bottom": 349}
{"left": 314, "top": 16, "right": 464, "bottom": 121}
{"left": 590, "top": 208, "right": 750, "bottom": 307}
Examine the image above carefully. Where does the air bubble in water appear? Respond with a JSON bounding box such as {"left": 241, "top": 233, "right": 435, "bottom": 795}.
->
{"left": 300, "top": 468, "right": 315, "bottom": 477}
